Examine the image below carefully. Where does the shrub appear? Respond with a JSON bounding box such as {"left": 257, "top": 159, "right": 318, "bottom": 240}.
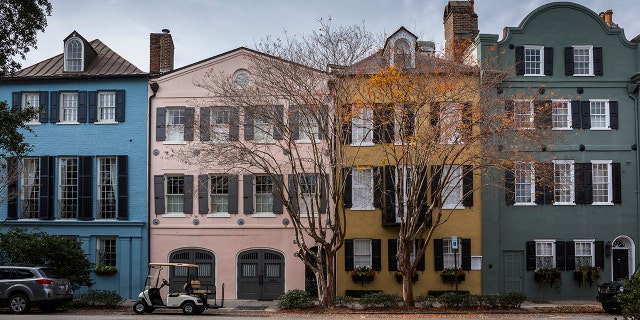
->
{"left": 460, "top": 294, "right": 482, "bottom": 308}
{"left": 415, "top": 294, "right": 437, "bottom": 308}
{"left": 359, "top": 292, "right": 400, "bottom": 308}
{"left": 437, "top": 291, "right": 470, "bottom": 308}
{"left": 344, "top": 289, "right": 383, "bottom": 298}
{"left": 277, "top": 289, "right": 313, "bottom": 309}
{"left": 333, "top": 295, "right": 354, "bottom": 308}
{"left": 621, "top": 272, "right": 640, "bottom": 320}
{"left": 499, "top": 292, "right": 526, "bottom": 308}
{"left": 73, "top": 290, "right": 123, "bottom": 308}
{"left": 479, "top": 294, "right": 500, "bottom": 308}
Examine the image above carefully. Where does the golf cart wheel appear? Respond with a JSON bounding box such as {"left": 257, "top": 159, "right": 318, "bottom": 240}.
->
{"left": 182, "top": 301, "right": 196, "bottom": 315}
{"left": 133, "top": 300, "right": 148, "bottom": 314}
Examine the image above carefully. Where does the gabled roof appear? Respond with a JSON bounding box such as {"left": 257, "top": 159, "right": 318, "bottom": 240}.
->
{"left": 4, "top": 39, "right": 147, "bottom": 81}
{"left": 383, "top": 26, "right": 418, "bottom": 52}
{"left": 348, "top": 48, "right": 477, "bottom": 75}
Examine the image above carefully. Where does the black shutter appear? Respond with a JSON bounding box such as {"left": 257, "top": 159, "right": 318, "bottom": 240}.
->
{"left": 571, "top": 100, "right": 581, "bottom": 129}
{"left": 49, "top": 91, "right": 59, "bottom": 123}
{"left": 535, "top": 163, "right": 553, "bottom": 205}
{"left": 534, "top": 100, "right": 552, "bottom": 129}
{"left": 77, "top": 156, "right": 93, "bottom": 220}
{"left": 6, "top": 157, "right": 18, "bottom": 219}
{"left": 430, "top": 102, "right": 440, "bottom": 140}
{"left": 505, "top": 164, "right": 515, "bottom": 205}
{"left": 38, "top": 91, "right": 48, "bottom": 123}
{"left": 566, "top": 241, "right": 576, "bottom": 271}
{"left": 564, "top": 47, "right": 574, "bottom": 75}
{"left": 228, "top": 175, "right": 239, "bottom": 214}
{"left": 372, "top": 239, "right": 382, "bottom": 271}
{"left": 289, "top": 105, "right": 300, "bottom": 140}
{"left": 244, "top": 107, "right": 254, "bottom": 140}
{"left": 555, "top": 241, "right": 566, "bottom": 271}
{"left": 461, "top": 239, "right": 471, "bottom": 271}
{"left": 612, "top": 162, "right": 621, "bottom": 204}
{"left": 388, "top": 239, "right": 398, "bottom": 271}
{"left": 434, "top": 239, "right": 444, "bottom": 271}
{"left": 416, "top": 239, "right": 426, "bottom": 271}
{"left": 431, "top": 165, "right": 442, "bottom": 206}
{"left": 343, "top": 168, "right": 352, "bottom": 208}
{"left": 584, "top": 163, "right": 593, "bottom": 204}
{"left": 77, "top": 91, "right": 87, "bottom": 123}
{"left": 230, "top": 106, "right": 240, "bottom": 141}
{"left": 274, "top": 105, "right": 284, "bottom": 140}
{"left": 88, "top": 91, "right": 97, "bottom": 123}
{"left": 39, "top": 156, "right": 54, "bottom": 219}
{"left": 595, "top": 241, "right": 605, "bottom": 269}
{"left": 544, "top": 47, "right": 553, "bottom": 76}
{"left": 198, "top": 174, "right": 209, "bottom": 214}
{"left": 405, "top": 103, "right": 415, "bottom": 138}
{"left": 609, "top": 101, "right": 618, "bottom": 129}
{"left": 154, "top": 175, "right": 165, "bottom": 214}
{"left": 320, "top": 174, "right": 327, "bottom": 214}
{"left": 272, "top": 174, "right": 284, "bottom": 214}
{"left": 461, "top": 103, "right": 472, "bottom": 142}
{"left": 462, "top": 165, "right": 473, "bottom": 206}
{"left": 156, "top": 108, "right": 166, "bottom": 141}
{"left": 243, "top": 175, "right": 253, "bottom": 214}
{"left": 515, "top": 46, "right": 525, "bottom": 75}
{"left": 373, "top": 104, "right": 392, "bottom": 143}
{"left": 593, "top": 47, "right": 603, "bottom": 76}
{"left": 200, "top": 108, "right": 210, "bottom": 141}
{"left": 345, "top": 239, "right": 354, "bottom": 271}
{"left": 288, "top": 174, "right": 299, "bottom": 213}
{"left": 373, "top": 167, "right": 382, "bottom": 208}
{"left": 11, "top": 92, "right": 21, "bottom": 113}
{"left": 115, "top": 90, "right": 125, "bottom": 122}
{"left": 505, "top": 100, "right": 514, "bottom": 120}
{"left": 526, "top": 241, "right": 536, "bottom": 271}
{"left": 183, "top": 175, "right": 194, "bottom": 214}
{"left": 417, "top": 166, "right": 430, "bottom": 226}
{"left": 117, "top": 155, "right": 128, "bottom": 220}
{"left": 184, "top": 108, "right": 195, "bottom": 141}
{"left": 342, "top": 105, "right": 352, "bottom": 144}
{"left": 575, "top": 163, "right": 585, "bottom": 204}
{"left": 581, "top": 101, "right": 591, "bottom": 129}
{"left": 382, "top": 166, "right": 397, "bottom": 226}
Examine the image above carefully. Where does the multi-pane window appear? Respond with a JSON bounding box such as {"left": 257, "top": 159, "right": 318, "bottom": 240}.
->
{"left": 592, "top": 160, "right": 612, "bottom": 204}
{"left": 98, "top": 92, "right": 116, "bottom": 122}
{"left": 166, "top": 175, "right": 184, "bottom": 213}
{"left": 352, "top": 106, "right": 373, "bottom": 145}
{"left": 59, "top": 158, "right": 78, "bottom": 219}
{"left": 298, "top": 175, "right": 318, "bottom": 216}
{"left": 524, "top": 45, "right": 543, "bottom": 76}
{"left": 573, "top": 46, "right": 593, "bottom": 76}
{"left": 575, "top": 240, "right": 594, "bottom": 268}
{"left": 514, "top": 162, "right": 535, "bottom": 205}
{"left": 210, "top": 175, "right": 229, "bottom": 213}
{"left": 554, "top": 160, "right": 574, "bottom": 205}
{"left": 211, "top": 107, "right": 230, "bottom": 142}
{"left": 397, "top": 240, "right": 417, "bottom": 264}
{"left": 439, "top": 103, "right": 462, "bottom": 144}
{"left": 65, "top": 38, "right": 83, "bottom": 72}
{"left": 166, "top": 108, "right": 185, "bottom": 142}
{"left": 443, "top": 238, "right": 462, "bottom": 268}
{"left": 394, "top": 39, "right": 411, "bottom": 69}
{"left": 590, "top": 100, "right": 609, "bottom": 130}
{"left": 22, "top": 93, "right": 40, "bottom": 124}
{"left": 442, "top": 165, "right": 463, "bottom": 209}
{"left": 20, "top": 158, "right": 40, "bottom": 219}
{"left": 535, "top": 240, "right": 555, "bottom": 269}
{"left": 297, "top": 110, "right": 319, "bottom": 142}
{"left": 552, "top": 100, "right": 571, "bottom": 130}
{"left": 352, "top": 168, "right": 374, "bottom": 210}
{"left": 61, "top": 92, "right": 78, "bottom": 122}
{"left": 395, "top": 166, "right": 411, "bottom": 222}
{"left": 97, "top": 238, "right": 117, "bottom": 267}
{"left": 353, "top": 239, "right": 372, "bottom": 268}
{"left": 98, "top": 157, "right": 117, "bottom": 219}
{"left": 254, "top": 115, "right": 272, "bottom": 143}
{"left": 514, "top": 99, "right": 534, "bottom": 129}
{"left": 255, "top": 175, "right": 273, "bottom": 213}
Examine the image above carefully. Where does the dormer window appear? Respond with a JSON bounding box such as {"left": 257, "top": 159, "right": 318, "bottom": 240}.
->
{"left": 65, "top": 38, "right": 83, "bottom": 72}
{"left": 394, "top": 39, "right": 411, "bottom": 69}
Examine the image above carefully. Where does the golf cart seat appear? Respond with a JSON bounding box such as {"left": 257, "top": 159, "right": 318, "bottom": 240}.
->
{"left": 184, "top": 280, "right": 214, "bottom": 295}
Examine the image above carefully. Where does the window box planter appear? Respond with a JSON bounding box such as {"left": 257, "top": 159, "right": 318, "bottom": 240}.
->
{"left": 350, "top": 265, "right": 375, "bottom": 285}
{"left": 534, "top": 268, "right": 561, "bottom": 287}
{"left": 574, "top": 266, "right": 600, "bottom": 287}
{"left": 440, "top": 267, "right": 465, "bottom": 285}
{"left": 94, "top": 264, "right": 117, "bottom": 276}
{"left": 352, "top": 274, "right": 374, "bottom": 283}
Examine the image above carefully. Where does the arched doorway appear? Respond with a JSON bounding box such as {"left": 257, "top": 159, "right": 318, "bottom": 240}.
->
{"left": 237, "top": 249, "right": 284, "bottom": 300}
{"left": 611, "top": 236, "right": 635, "bottom": 280}
{"left": 168, "top": 248, "right": 215, "bottom": 293}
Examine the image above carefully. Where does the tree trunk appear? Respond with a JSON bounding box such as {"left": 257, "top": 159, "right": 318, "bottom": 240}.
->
{"left": 317, "top": 250, "right": 336, "bottom": 307}
{"left": 400, "top": 241, "right": 415, "bottom": 307}
{"left": 402, "top": 272, "right": 415, "bottom": 307}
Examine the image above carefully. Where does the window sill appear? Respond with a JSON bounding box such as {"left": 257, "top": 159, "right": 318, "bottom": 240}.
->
{"left": 163, "top": 213, "right": 186, "bottom": 218}
{"left": 26, "top": 122, "right": 41, "bottom": 125}
{"left": 295, "top": 139, "right": 317, "bottom": 144}
{"left": 351, "top": 142, "right": 375, "bottom": 147}
{"left": 95, "top": 121, "right": 119, "bottom": 125}
{"left": 351, "top": 207, "right": 376, "bottom": 211}
{"left": 163, "top": 141, "right": 186, "bottom": 145}
{"left": 552, "top": 127, "right": 572, "bottom": 131}
{"left": 252, "top": 213, "right": 276, "bottom": 218}
{"left": 592, "top": 202, "right": 614, "bottom": 206}
{"left": 207, "top": 213, "right": 231, "bottom": 218}
{"left": 572, "top": 74, "right": 594, "bottom": 77}
{"left": 553, "top": 202, "right": 576, "bottom": 206}
{"left": 57, "top": 122, "right": 80, "bottom": 125}
{"left": 590, "top": 128, "right": 611, "bottom": 131}
{"left": 514, "top": 203, "right": 537, "bottom": 206}
{"left": 524, "top": 74, "right": 545, "bottom": 77}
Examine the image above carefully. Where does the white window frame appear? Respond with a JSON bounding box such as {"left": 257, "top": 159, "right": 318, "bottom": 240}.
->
{"left": 351, "top": 106, "right": 374, "bottom": 146}
{"left": 535, "top": 239, "right": 555, "bottom": 270}
{"left": 524, "top": 45, "right": 544, "bottom": 76}
{"left": 97, "top": 157, "right": 117, "bottom": 219}
{"left": 165, "top": 108, "right": 185, "bottom": 143}
{"left": 165, "top": 175, "right": 185, "bottom": 216}
{"left": 208, "top": 174, "right": 230, "bottom": 217}
{"left": 64, "top": 38, "right": 83, "bottom": 72}
{"left": 98, "top": 91, "right": 116, "bottom": 123}
{"left": 60, "top": 92, "right": 78, "bottom": 123}
{"left": 58, "top": 157, "right": 78, "bottom": 219}
{"left": 574, "top": 239, "right": 595, "bottom": 268}
{"left": 439, "top": 102, "right": 462, "bottom": 144}
{"left": 395, "top": 166, "right": 411, "bottom": 223}
{"left": 397, "top": 239, "right": 417, "bottom": 264}
{"left": 353, "top": 239, "right": 372, "bottom": 268}
{"left": 442, "top": 165, "right": 464, "bottom": 209}
{"left": 572, "top": 45, "right": 593, "bottom": 76}
{"left": 589, "top": 99, "right": 610, "bottom": 130}
{"left": 296, "top": 109, "right": 319, "bottom": 143}
{"left": 297, "top": 174, "right": 318, "bottom": 217}
{"left": 210, "top": 107, "right": 230, "bottom": 143}
{"left": 254, "top": 115, "right": 273, "bottom": 144}
{"left": 443, "top": 238, "right": 462, "bottom": 269}
{"left": 22, "top": 93, "right": 40, "bottom": 124}
{"left": 351, "top": 167, "right": 374, "bottom": 210}
{"left": 20, "top": 158, "right": 40, "bottom": 219}
{"left": 514, "top": 162, "right": 535, "bottom": 205}
{"left": 552, "top": 99, "right": 572, "bottom": 130}
{"left": 97, "top": 237, "right": 117, "bottom": 267}
{"left": 254, "top": 175, "right": 274, "bottom": 216}
{"left": 553, "top": 160, "right": 575, "bottom": 205}
{"left": 514, "top": 99, "right": 534, "bottom": 129}
{"left": 591, "top": 160, "right": 613, "bottom": 205}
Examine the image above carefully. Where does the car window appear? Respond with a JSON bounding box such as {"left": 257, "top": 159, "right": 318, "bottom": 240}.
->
{"left": 0, "top": 269, "right": 12, "bottom": 280}
{"left": 12, "top": 269, "right": 35, "bottom": 279}
{"left": 38, "top": 268, "right": 63, "bottom": 279}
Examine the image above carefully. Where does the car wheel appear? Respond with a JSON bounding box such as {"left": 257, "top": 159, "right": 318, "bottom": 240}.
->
{"left": 133, "top": 300, "right": 148, "bottom": 314}
{"left": 182, "top": 301, "right": 196, "bottom": 315}
{"left": 39, "top": 304, "right": 57, "bottom": 312}
{"left": 195, "top": 307, "right": 205, "bottom": 314}
{"left": 9, "top": 293, "right": 31, "bottom": 314}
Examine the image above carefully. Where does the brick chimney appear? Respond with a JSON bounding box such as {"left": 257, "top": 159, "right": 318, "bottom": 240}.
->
{"left": 443, "top": 0, "right": 479, "bottom": 62}
{"left": 599, "top": 10, "right": 618, "bottom": 28}
{"left": 150, "top": 29, "right": 174, "bottom": 75}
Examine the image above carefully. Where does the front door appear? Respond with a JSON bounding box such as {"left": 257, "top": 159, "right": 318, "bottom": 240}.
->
{"left": 237, "top": 249, "right": 284, "bottom": 300}
{"left": 613, "top": 249, "right": 629, "bottom": 280}
{"left": 169, "top": 249, "right": 216, "bottom": 293}
{"left": 503, "top": 251, "right": 524, "bottom": 293}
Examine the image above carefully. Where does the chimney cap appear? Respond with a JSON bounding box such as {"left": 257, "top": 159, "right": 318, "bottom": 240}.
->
{"left": 161, "top": 29, "right": 170, "bottom": 34}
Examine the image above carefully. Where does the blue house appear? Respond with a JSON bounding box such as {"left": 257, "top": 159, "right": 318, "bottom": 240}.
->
{"left": 0, "top": 31, "right": 148, "bottom": 299}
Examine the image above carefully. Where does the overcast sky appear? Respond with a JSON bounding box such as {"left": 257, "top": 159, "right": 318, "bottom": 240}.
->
{"left": 20, "top": 0, "right": 640, "bottom": 72}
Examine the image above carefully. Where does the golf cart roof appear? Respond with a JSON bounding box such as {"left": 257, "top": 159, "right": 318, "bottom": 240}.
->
{"left": 149, "top": 263, "right": 199, "bottom": 268}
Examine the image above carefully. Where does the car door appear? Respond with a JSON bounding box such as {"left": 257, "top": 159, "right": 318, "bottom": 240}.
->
{"left": 0, "top": 268, "right": 13, "bottom": 300}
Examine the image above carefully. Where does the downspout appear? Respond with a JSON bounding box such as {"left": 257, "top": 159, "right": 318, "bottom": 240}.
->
{"left": 148, "top": 82, "right": 159, "bottom": 265}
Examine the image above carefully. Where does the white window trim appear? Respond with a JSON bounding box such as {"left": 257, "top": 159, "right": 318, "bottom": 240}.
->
{"left": 442, "top": 165, "right": 465, "bottom": 209}
{"left": 58, "top": 92, "right": 79, "bottom": 124}
{"left": 351, "top": 106, "right": 374, "bottom": 146}
{"left": 514, "top": 162, "right": 536, "bottom": 206}
{"left": 572, "top": 45, "right": 594, "bottom": 76}
{"left": 165, "top": 108, "right": 186, "bottom": 143}
{"left": 574, "top": 239, "right": 595, "bottom": 267}
{"left": 97, "top": 91, "right": 117, "bottom": 124}
{"left": 534, "top": 239, "right": 556, "bottom": 270}
{"left": 351, "top": 167, "right": 375, "bottom": 211}
{"left": 589, "top": 99, "right": 610, "bottom": 131}
{"left": 513, "top": 99, "right": 534, "bottom": 129}
{"left": 353, "top": 238, "right": 373, "bottom": 268}
{"left": 438, "top": 102, "right": 463, "bottom": 144}
{"left": 22, "top": 92, "right": 41, "bottom": 125}
{"left": 591, "top": 160, "right": 613, "bottom": 205}
{"left": 64, "top": 37, "right": 84, "bottom": 72}
{"left": 443, "top": 238, "right": 462, "bottom": 268}
{"left": 207, "top": 174, "right": 230, "bottom": 217}
{"left": 553, "top": 160, "right": 575, "bottom": 205}
{"left": 524, "top": 45, "right": 544, "bottom": 76}
{"left": 551, "top": 99, "right": 572, "bottom": 130}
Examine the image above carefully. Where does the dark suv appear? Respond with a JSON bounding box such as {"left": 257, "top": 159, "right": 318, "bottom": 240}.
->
{"left": 597, "top": 265, "right": 640, "bottom": 314}
{"left": 0, "top": 266, "right": 73, "bottom": 314}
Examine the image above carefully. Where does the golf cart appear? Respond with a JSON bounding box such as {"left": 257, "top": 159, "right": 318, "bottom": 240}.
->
{"left": 132, "top": 263, "right": 224, "bottom": 315}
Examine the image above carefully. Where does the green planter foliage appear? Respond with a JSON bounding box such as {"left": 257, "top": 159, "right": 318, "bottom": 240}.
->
{"left": 534, "top": 268, "right": 561, "bottom": 287}
{"left": 573, "top": 266, "right": 600, "bottom": 287}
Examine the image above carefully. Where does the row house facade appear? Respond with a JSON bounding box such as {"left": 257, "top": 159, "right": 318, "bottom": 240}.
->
{"left": 0, "top": 31, "right": 149, "bottom": 299}
{"left": 475, "top": 2, "right": 640, "bottom": 299}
